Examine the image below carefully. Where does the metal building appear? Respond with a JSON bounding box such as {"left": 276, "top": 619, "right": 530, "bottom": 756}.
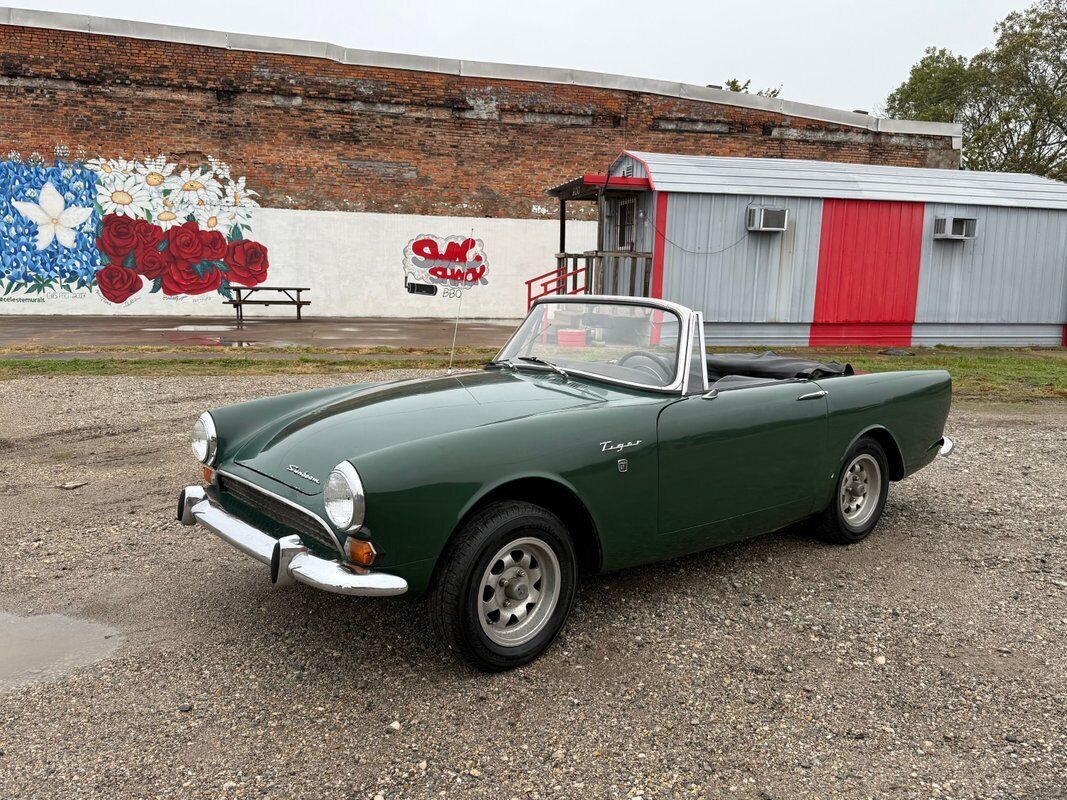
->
{"left": 545, "top": 152, "right": 1067, "bottom": 346}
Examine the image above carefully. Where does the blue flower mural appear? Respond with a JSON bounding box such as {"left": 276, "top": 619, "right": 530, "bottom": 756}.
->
{"left": 0, "top": 158, "right": 101, "bottom": 294}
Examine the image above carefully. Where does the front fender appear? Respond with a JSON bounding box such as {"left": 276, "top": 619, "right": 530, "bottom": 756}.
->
{"left": 354, "top": 398, "right": 667, "bottom": 591}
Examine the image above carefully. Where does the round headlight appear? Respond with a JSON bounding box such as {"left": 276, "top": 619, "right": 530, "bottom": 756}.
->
{"left": 324, "top": 461, "right": 365, "bottom": 531}
{"left": 191, "top": 412, "right": 217, "bottom": 465}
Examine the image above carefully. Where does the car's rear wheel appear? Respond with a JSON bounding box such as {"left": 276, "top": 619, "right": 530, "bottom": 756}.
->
{"left": 429, "top": 501, "right": 577, "bottom": 672}
{"left": 817, "top": 437, "right": 890, "bottom": 544}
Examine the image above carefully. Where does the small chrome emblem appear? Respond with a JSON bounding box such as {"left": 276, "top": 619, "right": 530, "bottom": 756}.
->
{"left": 617, "top": 459, "right": 629, "bottom": 473}
{"left": 287, "top": 464, "right": 320, "bottom": 484}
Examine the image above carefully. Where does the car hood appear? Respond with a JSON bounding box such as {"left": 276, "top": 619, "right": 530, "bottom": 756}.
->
{"left": 231, "top": 370, "right": 617, "bottom": 494}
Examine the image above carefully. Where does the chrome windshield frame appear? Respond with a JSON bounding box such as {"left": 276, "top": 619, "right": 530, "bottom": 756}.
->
{"left": 495, "top": 294, "right": 697, "bottom": 394}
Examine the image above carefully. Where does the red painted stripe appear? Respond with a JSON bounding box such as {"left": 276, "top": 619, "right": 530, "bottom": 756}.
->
{"left": 581, "top": 174, "right": 651, "bottom": 190}
{"left": 809, "top": 322, "right": 913, "bottom": 347}
{"left": 810, "top": 199, "right": 925, "bottom": 346}
{"left": 650, "top": 193, "right": 668, "bottom": 300}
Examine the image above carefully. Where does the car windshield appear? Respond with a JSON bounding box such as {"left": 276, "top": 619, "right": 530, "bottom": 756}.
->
{"left": 494, "top": 300, "right": 683, "bottom": 389}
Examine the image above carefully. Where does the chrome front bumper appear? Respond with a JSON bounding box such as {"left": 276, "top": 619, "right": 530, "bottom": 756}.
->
{"left": 178, "top": 486, "right": 408, "bottom": 596}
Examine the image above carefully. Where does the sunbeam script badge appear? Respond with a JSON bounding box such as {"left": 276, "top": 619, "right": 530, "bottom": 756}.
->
{"left": 287, "top": 464, "right": 320, "bottom": 484}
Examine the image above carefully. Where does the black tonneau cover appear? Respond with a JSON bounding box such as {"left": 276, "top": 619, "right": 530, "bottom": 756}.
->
{"left": 706, "top": 351, "right": 854, "bottom": 381}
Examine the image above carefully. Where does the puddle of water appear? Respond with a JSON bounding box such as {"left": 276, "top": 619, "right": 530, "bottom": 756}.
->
{"left": 0, "top": 613, "right": 123, "bottom": 691}
{"left": 166, "top": 335, "right": 225, "bottom": 347}
{"left": 143, "top": 325, "right": 239, "bottom": 332}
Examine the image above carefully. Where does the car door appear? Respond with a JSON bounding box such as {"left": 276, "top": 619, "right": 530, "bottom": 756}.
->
{"left": 656, "top": 380, "right": 829, "bottom": 554}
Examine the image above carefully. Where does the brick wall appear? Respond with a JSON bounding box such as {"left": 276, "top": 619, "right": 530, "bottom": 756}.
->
{"left": 0, "top": 24, "right": 960, "bottom": 220}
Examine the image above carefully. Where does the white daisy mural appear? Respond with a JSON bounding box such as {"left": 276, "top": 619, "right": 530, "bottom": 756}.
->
{"left": 135, "top": 155, "right": 179, "bottom": 193}
{"left": 171, "top": 167, "right": 224, "bottom": 206}
{"left": 96, "top": 170, "right": 154, "bottom": 218}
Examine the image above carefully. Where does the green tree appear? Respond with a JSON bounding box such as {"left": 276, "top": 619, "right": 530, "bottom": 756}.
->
{"left": 724, "top": 78, "right": 781, "bottom": 98}
{"left": 884, "top": 48, "right": 971, "bottom": 123}
{"left": 886, "top": 0, "right": 1067, "bottom": 180}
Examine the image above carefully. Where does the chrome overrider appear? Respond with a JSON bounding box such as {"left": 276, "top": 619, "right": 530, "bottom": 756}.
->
{"left": 178, "top": 485, "right": 408, "bottom": 596}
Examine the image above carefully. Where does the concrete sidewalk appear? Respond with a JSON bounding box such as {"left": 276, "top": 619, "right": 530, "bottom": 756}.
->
{"left": 0, "top": 316, "right": 517, "bottom": 350}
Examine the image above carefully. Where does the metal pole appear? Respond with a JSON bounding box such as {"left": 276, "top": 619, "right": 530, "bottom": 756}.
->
{"left": 559, "top": 199, "right": 566, "bottom": 254}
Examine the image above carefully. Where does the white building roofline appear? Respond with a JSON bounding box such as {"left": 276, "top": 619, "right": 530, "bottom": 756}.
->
{"left": 0, "top": 6, "right": 962, "bottom": 141}
{"left": 617, "top": 151, "right": 1067, "bottom": 210}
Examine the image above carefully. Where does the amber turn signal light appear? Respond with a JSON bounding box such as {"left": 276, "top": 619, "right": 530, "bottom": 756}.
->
{"left": 344, "top": 536, "right": 377, "bottom": 567}
{"left": 202, "top": 466, "right": 215, "bottom": 483}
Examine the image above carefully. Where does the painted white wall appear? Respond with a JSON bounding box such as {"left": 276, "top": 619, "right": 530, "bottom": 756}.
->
{"left": 0, "top": 208, "right": 597, "bottom": 319}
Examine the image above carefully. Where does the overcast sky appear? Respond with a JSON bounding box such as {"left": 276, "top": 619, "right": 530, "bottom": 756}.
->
{"left": 9, "top": 0, "right": 1028, "bottom": 113}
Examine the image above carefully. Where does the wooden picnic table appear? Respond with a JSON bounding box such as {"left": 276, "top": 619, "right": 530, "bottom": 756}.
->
{"left": 226, "top": 286, "right": 310, "bottom": 326}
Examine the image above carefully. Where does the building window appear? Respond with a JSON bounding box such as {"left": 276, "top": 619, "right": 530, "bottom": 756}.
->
{"left": 617, "top": 198, "right": 636, "bottom": 250}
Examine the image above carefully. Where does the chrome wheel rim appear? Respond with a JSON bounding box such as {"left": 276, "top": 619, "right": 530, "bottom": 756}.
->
{"left": 839, "top": 453, "right": 882, "bottom": 529}
{"left": 478, "top": 536, "right": 560, "bottom": 647}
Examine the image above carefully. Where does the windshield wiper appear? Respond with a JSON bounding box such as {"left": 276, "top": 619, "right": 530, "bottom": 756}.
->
{"left": 484, "top": 359, "right": 517, "bottom": 371}
{"left": 517, "top": 356, "right": 569, "bottom": 379}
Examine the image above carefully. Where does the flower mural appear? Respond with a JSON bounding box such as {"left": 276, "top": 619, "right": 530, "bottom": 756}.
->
{"left": 13, "top": 182, "right": 93, "bottom": 250}
{"left": 0, "top": 149, "right": 268, "bottom": 303}
{"left": 1, "top": 158, "right": 99, "bottom": 294}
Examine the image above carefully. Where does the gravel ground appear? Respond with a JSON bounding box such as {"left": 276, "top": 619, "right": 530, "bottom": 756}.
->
{"left": 1, "top": 372, "right": 1065, "bottom": 800}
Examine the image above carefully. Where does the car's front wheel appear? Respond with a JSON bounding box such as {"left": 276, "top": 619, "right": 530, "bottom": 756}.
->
{"left": 429, "top": 501, "right": 577, "bottom": 672}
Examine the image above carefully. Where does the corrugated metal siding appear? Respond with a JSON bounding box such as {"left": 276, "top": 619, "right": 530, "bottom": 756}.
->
{"left": 704, "top": 322, "right": 812, "bottom": 346}
{"left": 610, "top": 154, "right": 647, "bottom": 180}
{"left": 911, "top": 323, "right": 1065, "bottom": 346}
{"left": 812, "top": 200, "right": 925, "bottom": 323}
{"left": 660, "top": 193, "right": 823, "bottom": 322}
{"left": 618, "top": 151, "right": 1067, "bottom": 210}
{"left": 916, "top": 204, "right": 1067, "bottom": 323}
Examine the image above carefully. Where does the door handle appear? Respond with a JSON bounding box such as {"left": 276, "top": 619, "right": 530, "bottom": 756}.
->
{"left": 796, "top": 390, "right": 828, "bottom": 401}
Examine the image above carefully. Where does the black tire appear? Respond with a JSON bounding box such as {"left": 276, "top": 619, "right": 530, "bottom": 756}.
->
{"left": 429, "top": 501, "right": 577, "bottom": 672}
{"left": 817, "top": 437, "right": 890, "bottom": 545}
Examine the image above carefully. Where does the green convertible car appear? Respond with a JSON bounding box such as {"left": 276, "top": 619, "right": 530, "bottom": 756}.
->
{"left": 178, "top": 295, "right": 953, "bottom": 670}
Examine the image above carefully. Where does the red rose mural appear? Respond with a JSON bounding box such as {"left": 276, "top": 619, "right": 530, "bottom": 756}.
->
{"left": 96, "top": 214, "right": 139, "bottom": 264}
{"left": 167, "top": 221, "right": 204, "bottom": 262}
{"left": 134, "top": 248, "right": 172, "bottom": 280}
{"left": 162, "top": 258, "right": 223, "bottom": 296}
{"left": 96, "top": 263, "right": 143, "bottom": 303}
{"left": 200, "top": 229, "right": 228, "bottom": 261}
{"left": 132, "top": 218, "right": 164, "bottom": 251}
{"left": 224, "top": 240, "right": 270, "bottom": 286}
{"left": 84, "top": 154, "right": 267, "bottom": 304}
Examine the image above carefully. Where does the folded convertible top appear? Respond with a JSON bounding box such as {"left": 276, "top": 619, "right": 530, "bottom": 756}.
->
{"left": 705, "top": 351, "right": 854, "bottom": 381}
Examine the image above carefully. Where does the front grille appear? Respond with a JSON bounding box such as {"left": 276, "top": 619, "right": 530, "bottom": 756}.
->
{"left": 217, "top": 474, "right": 338, "bottom": 553}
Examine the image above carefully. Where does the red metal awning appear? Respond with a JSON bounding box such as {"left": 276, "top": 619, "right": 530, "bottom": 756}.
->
{"left": 546, "top": 174, "right": 651, "bottom": 200}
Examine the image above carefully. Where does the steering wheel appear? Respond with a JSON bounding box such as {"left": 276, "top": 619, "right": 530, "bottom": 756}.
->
{"left": 616, "top": 350, "right": 672, "bottom": 383}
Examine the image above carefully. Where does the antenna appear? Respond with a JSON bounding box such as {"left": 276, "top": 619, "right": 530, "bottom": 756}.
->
{"left": 446, "top": 227, "right": 473, "bottom": 375}
{"left": 446, "top": 286, "right": 463, "bottom": 375}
